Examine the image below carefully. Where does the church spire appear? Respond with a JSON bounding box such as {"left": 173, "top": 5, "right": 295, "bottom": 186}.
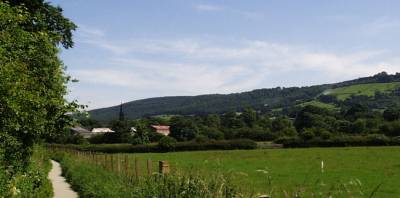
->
{"left": 119, "top": 102, "right": 125, "bottom": 121}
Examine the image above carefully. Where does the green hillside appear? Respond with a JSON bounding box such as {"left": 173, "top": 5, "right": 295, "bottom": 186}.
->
{"left": 327, "top": 82, "right": 400, "bottom": 100}
{"left": 89, "top": 72, "right": 400, "bottom": 121}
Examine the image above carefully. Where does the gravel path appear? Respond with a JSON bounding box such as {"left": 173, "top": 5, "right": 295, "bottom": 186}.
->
{"left": 49, "top": 160, "right": 79, "bottom": 198}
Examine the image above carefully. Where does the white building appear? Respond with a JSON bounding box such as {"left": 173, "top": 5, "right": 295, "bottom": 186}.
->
{"left": 91, "top": 128, "right": 115, "bottom": 133}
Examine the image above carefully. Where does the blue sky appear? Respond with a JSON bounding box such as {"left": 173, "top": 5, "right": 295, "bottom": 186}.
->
{"left": 50, "top": 0, "right": 400, "bottom": 109}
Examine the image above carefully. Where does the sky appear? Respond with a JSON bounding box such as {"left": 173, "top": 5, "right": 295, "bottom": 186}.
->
{"left": 49, "top": 0, "right": 400, "bottom": 109}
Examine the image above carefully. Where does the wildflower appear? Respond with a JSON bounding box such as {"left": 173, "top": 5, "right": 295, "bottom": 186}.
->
{"left": 321, "top": 160, "right": 324, "bottom": 173}
{"left": 256, "top": 170, "right": 268, "bottom": 174}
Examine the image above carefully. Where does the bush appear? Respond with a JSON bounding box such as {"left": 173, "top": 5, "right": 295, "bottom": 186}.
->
{"left": 274, "top": 136, "right": 301, "bottom": 145}
{"left": 278, "top": 134, "right": 400, "bottom": 148}
{"left": 194, "top": 135, "right": 209, "bottom": 143}
{"left": 148, "top": 132, "right": 165, "bottom": 142}
{"left": 48, "top": 139, "right": 258, "bottom": 153}
{"left": 158, "top": 136, "right": 177, "bottom": 151}
{"left": 0, "top": 146, "right": 53, "bottom": 197}
{"left": 300, "top": 128, "right": 315, "bottom": 140}
{"left": 173, "top": 139, "right": 257, "bottom": 151}
{"left": 380, "top": 121, "right": 400, "bottom": 136}
{"left": 320, "top": 131, "right": 332, "bottom": 140}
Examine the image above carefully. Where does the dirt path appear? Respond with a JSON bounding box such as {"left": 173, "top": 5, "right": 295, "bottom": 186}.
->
{"left": 48, "top": 160, "right": 79, "bottom": 198}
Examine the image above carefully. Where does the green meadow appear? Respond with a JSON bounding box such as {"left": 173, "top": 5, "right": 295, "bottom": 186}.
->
{"left": 119, "top": 147, "right": 400, "bottom": 197}
{"left": 297, "top": 100, "right": 338, "bottom": 110}
{"left": 328, "top": 82, "right": 400, "bottom": 100}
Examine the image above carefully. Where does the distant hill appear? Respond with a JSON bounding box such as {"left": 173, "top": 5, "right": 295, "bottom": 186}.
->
{"left": 89, "top": 72, "right": 400, "bottom": 122}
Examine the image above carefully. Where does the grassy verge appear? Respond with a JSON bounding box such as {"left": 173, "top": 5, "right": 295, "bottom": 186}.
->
{"left": 0, "top": 145, "right": 53, "bottom": 197}
{"left": 51, "top": 152, "right": 247, "bottom": 198}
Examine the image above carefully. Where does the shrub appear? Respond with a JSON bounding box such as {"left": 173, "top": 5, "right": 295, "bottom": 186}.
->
{"left": 300, "top": 128, "right": 315, "bottom": 140}
{"left": 278, "top": 134, "right": 400, "bottom": 148}
{"left": 173, "top": 139, "right": 257, "bottom": 151}
{"left": 48, "top": 139, "right": 258, "bottom": 153}
{"left": 194, "top": 135, "right": 209, "bottom": 143}
{"left": 274, "top": 136, "right": 301, "bottom": 145}
{"left": 148, "top": 132, "right": 165, "bottom": 142}
{"left": 158, "top": 136, "right": 177, "bottom": 151}
{"left": 320, "top": 131, "right": 332, "bottom": 140}
{"left": 380, "top": 121, "right": 400, "bottom": 136}
{"left": 0, "top": 146, "right": 53, "bottom": 197}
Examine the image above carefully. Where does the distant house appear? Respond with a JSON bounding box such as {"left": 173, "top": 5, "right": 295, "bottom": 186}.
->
{"left": 91, "top": 128, "right": 115, "bottom": 133}
{"left": 130, "top": 127, "right": 137, "bottom": 135}
{"left": 70, "top": 126, "right": 115, "bottom": 138}
{"left": 71, "top": 126, "right": 92, "bottom": 138}
{"left": 150, "top": 125, "right": 170, "bottom": 136}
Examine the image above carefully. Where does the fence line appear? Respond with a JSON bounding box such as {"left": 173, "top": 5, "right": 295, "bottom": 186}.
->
{"left": 47, "top": 146, "right": 170, "bottom": 181}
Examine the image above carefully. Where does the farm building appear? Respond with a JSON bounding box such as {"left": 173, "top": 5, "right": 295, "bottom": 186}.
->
{"left": 71, "top": 126, "right": 92, "bottom": 138}
{"left": 91, "top": 128, "right": 115, "bottom": 133}
{"left": 150, "top": 125, "right": 170, "bottom": 136}
{"left": 71, "top": 126, "right": 115, "bottom": 138}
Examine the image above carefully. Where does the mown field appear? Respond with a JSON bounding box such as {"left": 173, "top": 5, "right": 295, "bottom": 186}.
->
{"left": 118, "top": 147, "right": 400, "bottom": 197}
{"left": 327, "top": 82, "right": 400, "bottom": 100}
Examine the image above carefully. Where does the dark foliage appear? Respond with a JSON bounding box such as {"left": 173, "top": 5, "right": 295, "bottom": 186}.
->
{"left": 48, "top": 139, "right": 257, "bottom": 153}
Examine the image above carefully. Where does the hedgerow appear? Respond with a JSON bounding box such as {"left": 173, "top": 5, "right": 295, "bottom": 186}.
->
{"left": 0, "top": 146, "right": 53, "bottom": 197}
{"left": 48, "top": 139, "right": 257, "bottom": 153}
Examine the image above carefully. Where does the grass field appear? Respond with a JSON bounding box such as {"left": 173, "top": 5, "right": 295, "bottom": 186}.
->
{"left": 114, "top": 147, "right": 400, "bottom": 197}
{"left": 327, "top": 82, "right": 400, "bottom": 100}
{"left": 297, "top": 100, "right": 338, "bottom": 110}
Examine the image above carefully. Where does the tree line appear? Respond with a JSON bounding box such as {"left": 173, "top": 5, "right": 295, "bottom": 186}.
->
{"left": 70, "top": 98, "right": 400, "bottom": 147}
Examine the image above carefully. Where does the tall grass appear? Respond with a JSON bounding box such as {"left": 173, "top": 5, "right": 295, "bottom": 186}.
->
{"left": 51, "top": 151, "right": 246, "bottom": 198}
{"left": 49, "top": 148, "right": 383, "bottom": 197}
{"left": 0, "top": 145, "right": 53, "bottom": 198}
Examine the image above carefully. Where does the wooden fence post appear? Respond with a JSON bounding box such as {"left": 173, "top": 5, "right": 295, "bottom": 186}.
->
{"left": 125, "top": 155, "right": 129, "bottom": 176}
{"left": 147, "top": 159, "right": 152, "bottom": 176}
{"left": 116, "top": 154, "right": 120, "bottom": 175}
{"left": 159, "top": 161, "right": 170, "bottom": 175}
{"left": 135, "top": 158, "right": 140, "bottom": 178}
{"left": 111, "top": 155, "right": 114, "bottom": 172}
{"left": 104, "top": 154, "right": 107, "bottom": 169}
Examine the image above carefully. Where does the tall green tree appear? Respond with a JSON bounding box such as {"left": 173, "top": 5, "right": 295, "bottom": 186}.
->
{"left": 0, "top": 1, "right": 78, "bottom": 170}
{"left": 7, "top": 0, "right": 77, "bottom": 48}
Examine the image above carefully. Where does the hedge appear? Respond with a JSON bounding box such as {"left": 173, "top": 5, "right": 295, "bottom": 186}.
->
{"left": 276, "top": 134, "right": 400, "bottom": 148}
{"left": 48, "top": 139, "right": 257, "bottom": 153}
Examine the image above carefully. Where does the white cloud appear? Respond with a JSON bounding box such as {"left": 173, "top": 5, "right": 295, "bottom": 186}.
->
{"left": 194, "top": 4, "right": 223, "bottom": 12}
{"left": 69, "top": 25, "right": 400, "bottom": 108}
{"left": 77, "top": 24, "right": 105, "bottom": 38}
{"left": 193, "top": 4, "right": 263, "bottom": 20}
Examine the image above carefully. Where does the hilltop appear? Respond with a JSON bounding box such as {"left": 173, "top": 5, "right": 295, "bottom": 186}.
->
{"left": 89, "top": 72, "right": 400, "bottom": 122}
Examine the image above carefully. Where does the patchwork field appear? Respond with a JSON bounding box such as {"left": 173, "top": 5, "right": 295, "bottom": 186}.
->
{"left": 119, "top": 147, "right": 400, "bottom": 197}
{"left": 327, "top": 82, "right": 400, "bottom": 100}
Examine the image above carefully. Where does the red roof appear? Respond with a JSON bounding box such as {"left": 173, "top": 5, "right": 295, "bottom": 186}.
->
{"left": 151, "top": 125, "right": 170, "bottom": 130}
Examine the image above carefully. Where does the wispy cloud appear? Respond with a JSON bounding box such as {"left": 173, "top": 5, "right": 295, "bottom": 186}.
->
{"left": 70, "top": 25, "right": 400, "bottom": 108}
{"left": 76, "top": 25, "right": 129, "bottom": 55}
{"left": 361, "top": 16, "right": 400, "bottom": 36}
{"left": 194, "top": 4, "right": 223, "bottom": 12}
{"left": 193, "top": 3, "right": 263, "bottom": 20}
